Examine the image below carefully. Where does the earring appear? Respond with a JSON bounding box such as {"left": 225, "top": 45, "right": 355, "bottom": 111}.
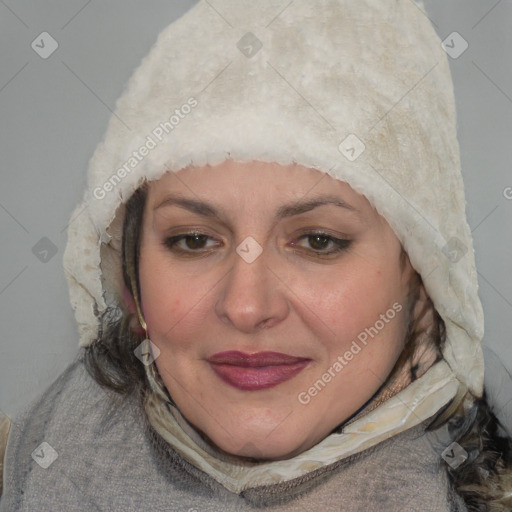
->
{"left": 140, "top": 320, "right": 152, "bottom": 364}
{"left": 136, "top": 311, "right": 172, "bottom": 405}
{"left": 140, "top": 321, "right": 161, "bottom": 366}
{"left": 133, "top": 297, "right": 177, "bottom": 406}
{"left": 133, "top": 299, "right": 161, "bottom": 366}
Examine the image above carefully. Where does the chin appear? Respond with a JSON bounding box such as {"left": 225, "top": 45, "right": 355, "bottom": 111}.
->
{"left": 205, "top": 425, "right": 313, "bottom": 461}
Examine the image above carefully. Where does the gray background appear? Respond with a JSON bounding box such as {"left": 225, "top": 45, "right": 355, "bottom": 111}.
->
{"left": 0, "top": 1, "right": 511, "bottom": 427}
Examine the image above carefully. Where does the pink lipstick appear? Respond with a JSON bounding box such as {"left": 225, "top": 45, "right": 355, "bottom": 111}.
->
{"left": 207, "top": 351, "right": 311, "bottom": 391}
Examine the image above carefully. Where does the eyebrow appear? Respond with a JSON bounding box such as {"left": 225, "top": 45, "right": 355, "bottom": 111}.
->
{"left": 153, "top": 194, "right": 363, "bottom": 221}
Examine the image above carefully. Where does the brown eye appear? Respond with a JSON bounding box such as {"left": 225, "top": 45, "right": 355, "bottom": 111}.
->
{"left": 307, "top": 234, "right": 331, "bottom": 251}
{"left": 163, "top": 232, "right": 219, "bottom": 253}
{"left": 295, "top": 232, "right": 351, "bottom": 255}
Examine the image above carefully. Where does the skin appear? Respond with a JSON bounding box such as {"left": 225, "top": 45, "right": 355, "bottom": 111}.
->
{"left": 134, "top": 160, "right": 419, "bottom": 461}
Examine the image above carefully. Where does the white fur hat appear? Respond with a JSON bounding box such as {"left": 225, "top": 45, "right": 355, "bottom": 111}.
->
{"left": 63, "top": 0, "right": 484, "bottom": 471}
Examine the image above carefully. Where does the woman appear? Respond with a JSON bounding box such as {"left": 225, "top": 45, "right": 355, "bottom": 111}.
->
{"left": 1, "top": 0, "right": 511, "bottom": 510}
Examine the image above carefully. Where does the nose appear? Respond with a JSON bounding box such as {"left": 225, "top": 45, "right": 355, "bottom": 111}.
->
{"left": 214, "top": 241, "right": 290, "bottom": 334}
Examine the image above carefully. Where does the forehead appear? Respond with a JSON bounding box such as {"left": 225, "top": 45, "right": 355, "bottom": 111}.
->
{"left": 147, "top": 160, "right": 375, "bottom": 216}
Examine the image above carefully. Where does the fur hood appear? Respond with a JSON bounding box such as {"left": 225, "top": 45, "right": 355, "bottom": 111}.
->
{"left": 61, "top": 0, "right": 486, "bottom": 493}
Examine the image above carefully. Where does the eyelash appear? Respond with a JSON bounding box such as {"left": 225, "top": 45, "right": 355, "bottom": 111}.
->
{"left": 162, "top": 231, "right": 352, "bottom": 257}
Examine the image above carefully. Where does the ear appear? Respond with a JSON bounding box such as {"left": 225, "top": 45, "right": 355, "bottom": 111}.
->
{"left": 408, "top": 279, "right": 441, "bottom": 378}
{"left": 411, "top": 280, "right": 431, "bottom": 323}
{"left": 122, "top": 284, "right": 145, "bottom": 336}
{"left": 400, "top": 251, "right": 430, "bottom": 325}
{"left": 122, "top": 283, "right": 137, "bottom": 314}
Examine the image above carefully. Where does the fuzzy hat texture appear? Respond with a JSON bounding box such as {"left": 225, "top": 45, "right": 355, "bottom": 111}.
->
{"left": 62, "top": 0, "right": 485, "bottom": 489}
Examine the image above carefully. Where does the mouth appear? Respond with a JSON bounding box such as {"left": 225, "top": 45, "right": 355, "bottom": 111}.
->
{"left": 207, "top": 351, "right": 311, "bottom": 391}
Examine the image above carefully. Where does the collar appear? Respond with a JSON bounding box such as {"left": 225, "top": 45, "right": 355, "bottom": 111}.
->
{"left": 142, "top": 356, "right": 460, "bottom": 494}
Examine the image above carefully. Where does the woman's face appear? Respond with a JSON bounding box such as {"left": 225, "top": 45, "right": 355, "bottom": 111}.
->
{"left": 138, "top": 160, "right": 415, "bottom": 460}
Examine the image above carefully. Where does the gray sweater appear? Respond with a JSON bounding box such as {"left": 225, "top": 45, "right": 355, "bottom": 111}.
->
{"left": 1, "top": 351, "right": 468, "bottom": 511}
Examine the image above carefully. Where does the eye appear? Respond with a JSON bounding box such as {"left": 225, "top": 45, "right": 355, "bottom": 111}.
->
{"left": 162, "top": 231, "right": 352, "bottom": 257}
{"left": 293, "top": 232, "right": 352, "bottom": 256}
{"left": 163, "top": 232, "right": 220, "bottom": 254}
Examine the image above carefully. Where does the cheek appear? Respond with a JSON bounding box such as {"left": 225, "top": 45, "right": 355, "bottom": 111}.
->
{"left": 139, "top": 248, "right": 181, "bottom": 335}
{"left": 138, "top": 246, "right": 216, "bottom": 347}
{"left": 302, "top": 259, "right": 404, "bottom": 341}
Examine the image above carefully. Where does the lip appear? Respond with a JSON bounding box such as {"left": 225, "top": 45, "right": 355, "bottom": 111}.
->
{"left": 207, "top": 351, "right": 311, "bottom": 391}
